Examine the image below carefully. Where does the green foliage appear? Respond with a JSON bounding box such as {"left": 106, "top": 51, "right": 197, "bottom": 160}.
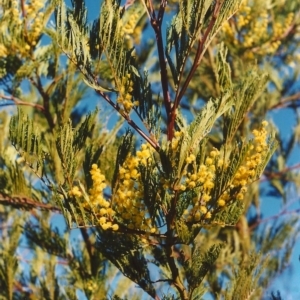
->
{"left": 56, "top": 110, "right": 97, "bottom": 183}
{"left": 9, "top": 108, "right": 45, "bottom": 174}
{"left": 0, "top": 217, "right": 22, "bottom": 300}
{"left": 97, "top": 231, "right": 156, "bottom": 298}
{"left": 186, "top": 243, "right": 224, "bottom": 293}
{"left": 212, "top": 200, "right": 244, "bottom": 226}
{"left": 0, "top": 0, "right": 300, "bottom": 299}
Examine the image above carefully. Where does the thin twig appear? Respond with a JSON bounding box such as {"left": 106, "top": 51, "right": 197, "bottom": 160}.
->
{"left": 165, "top": 227, "right": 189, "bottom": 300}
{"left": 29, "top": 75, "right": 55, "bottom": 130}
{"left": 0, "top": 94, "right": 45, "bottom": 112}
{"left": 60, "top": 51, "right": 161, "bottom": 151}
{"left": 263, "top": 163, "right": 300, "bottom": 181}
{"left": 270, "top": 92, "right": 300, "bottom": 110}
{"left": 150, "top": 0, "right": 172, "bottom": 139}
{"left": 0, "top": 192, "right": 60, "bottom": 212}
{"left": 175, "top": 0, "right": 222, "bottom": 106}
{"left": 94, "top": 89, "right": 161, "bottom": 151}
{"left": 249, "top": 208, "right": 300, "bottom": 232}
{"left": 80, "top": 227, "right": 98, "bottom": 276}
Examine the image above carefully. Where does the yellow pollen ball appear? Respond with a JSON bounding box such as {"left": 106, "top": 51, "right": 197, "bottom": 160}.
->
{"left": 218, "top": 199, "right": 226, "bottom": 207}
{"left": 236, "top": 193, "right": 244, "bottom": 200}
{"left": 188, "top": 181, "right": 196, "bottom": 188}
{"left": 205, "top": 212, "right": 212, "bottom": 219}
{"left": 99, "top": 217, "right": 106, "bottom": 225}
{"left": 99, "top": 208, "right": 107, "bottom": 216}
{"left": 101, "top": 223, "right": 110, "bottom": 230}
{"left": 150, "top": 227, "right": 156, "bottom": 233}
{"left": 112, "top": 224, "right": 119, "bottom": 231}
{"left": 180, "top": 185, "right": 186, "bottom": 191}
{"left": 205, "top": 158, "right": 213, "bottom": 165}
{"left": 194, "top": 211, "right": 201, "bottom": 221}
{"left": 210, "top": 150, "right": 218, "bottom": 157}
{"left": 190, "top": 174, "right": 197, "bottom": 181}
{"left": 202, "top": 194, "right": 211, "bottom": 202}
{"left": 200, "top": 206, "right": 207, "bottom": 214}
{"left": 174, "top": 131, "right": 182, "bottom": 137}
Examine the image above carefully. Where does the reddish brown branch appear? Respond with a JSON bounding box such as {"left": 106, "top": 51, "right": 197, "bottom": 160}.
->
{"left": 80, "top": 227, "right": 98, "bottom": 276}
{"left": 270, "top": 92, "right": 300, "bottom": 110}
{"left": 150, "top": 0, "right": 172, "bottom": 140}
{"left": 20, "top": 0, "right": 26, "bottom": 18}
{"left": 0, "top": 94, "right": 45, "bottom": 112}
{"left": 0, "top": 192, "right": 60, "bottom": 212}
{"left": 263, "top": 163, "right": 300, "bottom": 181}
{"left": 29, "top": 76, "right": 55, "bottom": 130}
{"left": 94, "top": 89, "right": 161, "bottom": 151}
{"left": 63, "top": 52, "right": 161, "bottom": 151}
{"left": 249, "top": 208, "right": 300, "bottom": 232}
{"left": 175, "top": 1, "right": 222, "bottom": 107}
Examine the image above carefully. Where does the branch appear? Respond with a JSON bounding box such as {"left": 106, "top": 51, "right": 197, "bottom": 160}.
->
{"left": 80, "top": 227, "right": 98, "bottom": 276}
{"left": 150, "top": 0, "right": 172, "bottom": 140}
{"left": 249, "top": 207, "right": 300, "bottom": 232}
{"left": 164, "top": 191, "right": 189, "bottom": 300}
{"left": 29, "top": 76, "right": 55, "bottom": 130}
{"left": 0, "top": 94, "right": 45, "bottom": 112}
{"left": 60, "top": 51, "right": 161, "bottom": 151}
{"left": 0, "top": 192, "right": 60, "bottom": 212}
{"left": 94, "top": 89, "right": 161, "bottom": 151}
{"left": 165, "top": 229, "right": 189, "bottom": 300}
{"left": 263, "top": 163, "right": 300, "bottom": 181}
{"left": 175, "top": 1, "right": 222, "bottom": 106}
{"left": 270, "top": 92, "right": 300, "bottom": 110}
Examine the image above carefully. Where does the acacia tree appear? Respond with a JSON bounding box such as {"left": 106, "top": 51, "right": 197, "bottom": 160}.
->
{"left": 0, "top": 0, "right": 300, "bottom": 299}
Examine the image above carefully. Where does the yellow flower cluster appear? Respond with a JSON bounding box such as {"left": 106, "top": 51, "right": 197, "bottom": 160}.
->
{"left": 23, "top": 0, "right": 45, "bottom": 47}
{"left": 182, "top": 149, "right": 221, "bottom": 221}
{"left": 24, "top": 0, "right": 44, "bottom": 17}
{"left": 10, "top": 0, "right": 21, "bottom": 25}
{"left": 2, "top": 0, "right": 46, "bottom": 57}
{"left": 171, "top": 131, "right": 183, "bottom": 151}
{"left": 28, "top": 11, "right": 44, "bottom": 46}
{"left": 182, "top": 121, "right": 269, "bottom": 223}
{"left": 119, "top": 4, "right": 147, "bottom": 46}
{"left": 85, "top": 279, "right": 97, "bottom": 291}
{"left": 117, "top": 73, "right": 138, "bottom": 113}
{"left": 0, "top": 45, "right": 7, "bottom": 58}
{"left": 273, "top": 13, "right": 294, "bottom": 38}
{"left": 221, "top": 0, "right": 294, "bottom": 58}
{"left": 219, "top": 121, "right": 269, "bottom": 205}
{"left": 89, "top": 164, "right": 118, "bottom": 231}
{"left": 69, "top": 186, "right": 82, "bottom": 197}
{"left": 70, "top": 143, "right": 158, "bottom": 232}
{"left": 113, "top": 143, "right": 156, "bottom": 233}
{"left": 121, "top": 13, "right": 139, "bottom": 35}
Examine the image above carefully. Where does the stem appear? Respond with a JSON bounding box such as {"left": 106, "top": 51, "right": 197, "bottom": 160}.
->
{"left": 80, "top": 228, "right": 98, "bottom": 276}
{"left": 165, "top": 191, "right": 189, "bottom": 300}
{"left": 165, "top": 235, "right": 189, "bottom": 299}
{"left": 94, "top": 89, "right": 161, "bottom": 151}
{"left": 270, "top": 92, "right": 300, "bottom": 110}
{"left": 0, "top": 192, "right": 60, "bottom": 212}
{"left": 62, "top": 52, "right": 161, "bottom": 151}
{"left": 150, "top": 0, "right": 173, "bottom": 140}
{"left": 29, "top": 76, "right": 55, "bottom": 130}
{"left": 0, "top": 94, "right": 45, "bottom": 112}
{"left": 175, "top": 1, "right": 222, "bottom": 107}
